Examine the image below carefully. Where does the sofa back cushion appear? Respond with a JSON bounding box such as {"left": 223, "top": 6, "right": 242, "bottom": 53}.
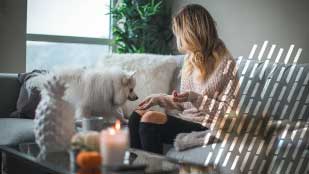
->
{"left": 0, "top": 74, "right": 20, "bottom": 118}
{"left": 169, "top": 54, "right": 184, "bottom": 93}
{"left": 236, "top": 58, "right": 309, "bottom": 121}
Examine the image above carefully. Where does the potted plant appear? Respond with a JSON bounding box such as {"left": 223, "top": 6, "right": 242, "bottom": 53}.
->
{"left": 110, "top": 0, "right": 173, "bottom": 54}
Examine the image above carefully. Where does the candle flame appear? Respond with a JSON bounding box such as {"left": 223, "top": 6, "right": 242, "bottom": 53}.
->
{"left": 109, "top": 128, "right": 116, "bottom": 135}
{"left": 115, "top": 119, "right": 121, "bottom": 130}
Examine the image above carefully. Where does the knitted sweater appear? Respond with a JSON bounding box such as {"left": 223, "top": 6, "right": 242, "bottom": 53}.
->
{"left": 163, "top": 54, "right": 239, "bottom": 127}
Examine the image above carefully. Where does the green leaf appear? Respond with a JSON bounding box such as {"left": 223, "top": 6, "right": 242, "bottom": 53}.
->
{"left": 110, "top": 0, "right": 172, "bottom": 54}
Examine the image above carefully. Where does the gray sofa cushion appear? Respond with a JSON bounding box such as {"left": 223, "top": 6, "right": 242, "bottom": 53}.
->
{"left": 167, "top": 125, "right": 309, "bottom": 173}
{"left": 0, "top": 74, "right": 20, "bottom": 118}
{"left": 0, "top": 118, "right": 34, "bottom": 145}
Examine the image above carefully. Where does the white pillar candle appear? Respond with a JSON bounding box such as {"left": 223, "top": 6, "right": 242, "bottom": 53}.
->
{"left": 100, "top": 120, "right": 129, "bottom": 166}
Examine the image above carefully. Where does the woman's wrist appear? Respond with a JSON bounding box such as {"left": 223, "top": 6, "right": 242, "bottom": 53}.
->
{"left": 153, "top": 93, "right": 169, "bottom": 106}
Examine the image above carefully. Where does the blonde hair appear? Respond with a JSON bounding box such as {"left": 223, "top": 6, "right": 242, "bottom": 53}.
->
{"left": 172, "top": 4, "right": 229, "bottom": 81}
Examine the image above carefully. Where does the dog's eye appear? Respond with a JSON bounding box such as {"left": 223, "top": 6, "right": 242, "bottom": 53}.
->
{"left": 129, "top": 89, "right": 133, "bottom": 92}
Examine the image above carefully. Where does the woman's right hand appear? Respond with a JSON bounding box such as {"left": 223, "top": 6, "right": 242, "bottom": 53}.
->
{"left": 172, "top": 90, "right": 199, "bottom": 103}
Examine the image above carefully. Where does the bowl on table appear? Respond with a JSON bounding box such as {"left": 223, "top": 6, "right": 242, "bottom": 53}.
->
{"left": 79, "top": 116, "right": 116, "bottom": 132}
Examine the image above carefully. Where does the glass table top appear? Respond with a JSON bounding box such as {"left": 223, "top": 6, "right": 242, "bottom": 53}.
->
{"left": 0, "top": 143, "right": 213, "bottom": 174}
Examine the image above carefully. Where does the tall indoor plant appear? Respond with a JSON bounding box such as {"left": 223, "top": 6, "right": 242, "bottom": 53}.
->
{"left": 110, "top": 0, "right": 173, "bottom": 54}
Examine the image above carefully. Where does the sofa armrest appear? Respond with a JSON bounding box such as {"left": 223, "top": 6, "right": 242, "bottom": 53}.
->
{"left": 0, "top": 73, "right": 20, "bottom": 118}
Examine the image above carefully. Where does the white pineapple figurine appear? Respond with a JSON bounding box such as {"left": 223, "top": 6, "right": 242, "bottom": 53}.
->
{"left": 34, "top": 76, "right": 75, "bottom": 153}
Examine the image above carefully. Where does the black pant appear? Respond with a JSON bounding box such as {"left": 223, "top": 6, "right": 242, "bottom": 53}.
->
{"left": 128, "top": 111, "right": 207, "bottom": 154}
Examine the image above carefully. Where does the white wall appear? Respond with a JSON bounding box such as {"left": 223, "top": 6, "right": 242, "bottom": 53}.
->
{"left": 171, "top": 0, "right": 309, "bottom": 64}
{"left": 0, "top": 0, "right": 27, "bottom": 73}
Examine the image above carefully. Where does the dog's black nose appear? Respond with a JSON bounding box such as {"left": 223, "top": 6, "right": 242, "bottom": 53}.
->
{"left": 128, "top": 96, "right": 139, "bottom": 101}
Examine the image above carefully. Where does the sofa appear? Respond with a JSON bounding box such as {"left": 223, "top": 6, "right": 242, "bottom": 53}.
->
{"left": 0, "top": 73, "right": 34, "bottom": 145}
{"left": 0, "top": 53, "right": 308, "bottom": 173}
{"left": 0, "top": 54, "right": 182, "bottom": 145}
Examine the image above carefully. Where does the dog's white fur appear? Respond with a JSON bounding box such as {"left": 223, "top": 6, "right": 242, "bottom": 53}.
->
{"left": 29, "top": 67, "right": 138, "bottom": 120}
{"left": 96, "top": 54, "right": 180, "bottom": 116}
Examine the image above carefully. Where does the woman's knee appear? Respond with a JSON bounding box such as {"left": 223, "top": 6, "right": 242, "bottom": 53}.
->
{"left": 128, "top": 111, "right": 142, "bottom": 127}
{"left": 140, "top": 111, "right": 167, "bottom": 124}
{"left": 134, "top": 109, "right": 147, "bottom": 116}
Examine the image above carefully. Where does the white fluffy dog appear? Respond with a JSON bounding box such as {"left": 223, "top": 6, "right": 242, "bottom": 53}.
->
{"left": 29, "top": 67, "right": 138, "bottom": 120}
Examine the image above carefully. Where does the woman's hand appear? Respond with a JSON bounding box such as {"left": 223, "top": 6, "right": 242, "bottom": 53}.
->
{"left": 172, "top": 90, "right": 199, "bottom": 103}
{"left": 137, "top": 94, "right": 166, "bottom": 110}
{"left": 137, "top": 93, "right": 184, "bottom": 111}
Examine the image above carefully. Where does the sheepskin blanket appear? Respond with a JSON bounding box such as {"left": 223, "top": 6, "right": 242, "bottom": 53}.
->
{"left": 22, "top": 53, "right": 182, "bottom": 119}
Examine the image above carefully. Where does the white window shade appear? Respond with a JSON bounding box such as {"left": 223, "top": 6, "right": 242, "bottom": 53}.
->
{"left": 27, "top": 0, "right": 110, "bottom": 38}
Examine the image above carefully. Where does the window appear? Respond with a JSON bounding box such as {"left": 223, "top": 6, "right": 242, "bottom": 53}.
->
{"left": 26, "top": 0, "right": 112, "bottom": 71}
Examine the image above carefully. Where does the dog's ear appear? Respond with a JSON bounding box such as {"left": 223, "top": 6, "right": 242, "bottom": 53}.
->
{"left": 128, "top": 71, "right": 136, "bottom": 78}
{"left": 121, "top": 76, "right": 129, "bottom": 86}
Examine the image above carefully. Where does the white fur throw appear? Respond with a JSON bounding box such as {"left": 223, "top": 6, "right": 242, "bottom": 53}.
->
{"left": 96, "top": 53, "right": 181, "bottom": 116}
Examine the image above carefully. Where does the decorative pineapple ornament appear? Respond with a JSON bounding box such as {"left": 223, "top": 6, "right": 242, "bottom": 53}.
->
{"left": 34, "top": 76, "right": 75, "bottom": 153}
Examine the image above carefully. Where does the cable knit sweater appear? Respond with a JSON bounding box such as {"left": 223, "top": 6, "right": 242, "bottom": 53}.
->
{"left": 162, "top": 54, "right": 239, "bottom": 127}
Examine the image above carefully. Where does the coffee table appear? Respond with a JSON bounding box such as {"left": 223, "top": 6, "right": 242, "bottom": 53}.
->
{"left": 0, "top": 143, "right": 212, "bottom": 174}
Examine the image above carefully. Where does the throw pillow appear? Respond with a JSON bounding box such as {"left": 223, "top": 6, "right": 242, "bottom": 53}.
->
{"left": 10, "top": 70, "right": 48, "bottom": 119}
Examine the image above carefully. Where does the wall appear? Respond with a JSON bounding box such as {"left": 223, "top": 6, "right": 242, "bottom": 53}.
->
{"left": 0, "top": 0, "right": 27, "bottom": 73}
{"left": 171, "top": 0, "right": 309, "bottom": 64}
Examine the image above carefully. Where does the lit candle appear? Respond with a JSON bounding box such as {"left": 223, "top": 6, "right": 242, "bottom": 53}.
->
{"left": 100, "top": 120, "right": 129, "bottom": 166}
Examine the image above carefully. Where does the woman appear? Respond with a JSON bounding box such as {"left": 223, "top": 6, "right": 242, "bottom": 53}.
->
{"left": 128, "top": 4, "right": 238, "bottom": 154}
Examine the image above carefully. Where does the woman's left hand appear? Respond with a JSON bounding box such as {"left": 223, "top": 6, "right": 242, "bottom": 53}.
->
{"left": 172, "top": 90, "right": 199, "bottom": 103}
{"left": 137, "top": 94, "right": 166, "bottom": 110}
{"left": 137, "top": 96, "right": 157, "bottom": 110}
